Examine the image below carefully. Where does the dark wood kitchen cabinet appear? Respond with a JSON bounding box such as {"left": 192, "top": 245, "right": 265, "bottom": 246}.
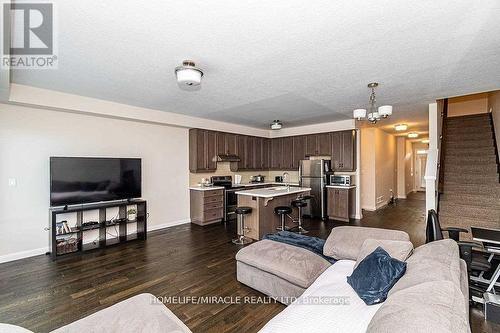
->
{"left": 305, "top": 133, "right": 331, "bottom": 156}
{"left": 262, "top": 138, "right": 270, "bottom": 169}
{"left": 245, "top": 137, "right": 255, "bottom": 169}
{"left": 281, "top": 136, "right": 294, "bottom": 169}
{"left": 331, "top": 130, "right": 356, "bottom": 171}
{"left": 189, "top": 128, "right": 356, "bottom": 173}
{"left": 216, "top": 132, "right": 238, "bottom": 156}
{"left": 270, "top": 138, "right": 283, "bottom": 169}
{"left": 189, "top": 129, "right": 217, "bottom": 172}
{"left": 292, "top": 135, "right": 306, "bottom": 168}
{"left": 327, "top": 187, "right": 355, "bottom": 222}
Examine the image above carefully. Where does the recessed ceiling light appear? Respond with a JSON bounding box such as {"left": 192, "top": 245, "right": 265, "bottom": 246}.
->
{"left": 175, "top": 60, "right": 203, "bottom": 91}
{"left": 394, "top": 124, "right": 408, "bottom": 131}
{"left": 270, "top": 120, "right": 283, "bottom": 130}
{"left": 421, "top": 139, "right": 429, "bottom": 143}
{"left": 408, "top": 132, "right": 419, "bottom": 138}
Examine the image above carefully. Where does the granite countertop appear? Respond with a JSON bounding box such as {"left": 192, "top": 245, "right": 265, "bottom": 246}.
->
{"left": 325, "top": 185, "right": 357, "bottom": 189}
{"left": 233, "top": 182, "right": 301, "bottom": 187}
{"left": 235, "top": 186, "right": 311, "bottom": 198}
{"left": 189, "top": 186, "right": 225, "bottom": 191}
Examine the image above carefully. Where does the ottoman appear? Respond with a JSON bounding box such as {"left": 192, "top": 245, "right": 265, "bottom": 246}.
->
{"left": 236, "top": 240, "right": 332, "bottom": 304}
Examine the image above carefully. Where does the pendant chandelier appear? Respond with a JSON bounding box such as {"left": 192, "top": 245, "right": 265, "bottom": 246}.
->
{"left": 353, "top": 83, "right": 392, "bottom": 123}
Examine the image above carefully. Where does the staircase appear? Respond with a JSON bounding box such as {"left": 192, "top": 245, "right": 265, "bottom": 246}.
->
{"left": 439, "top": 114, "right": 500, "bottom": 234}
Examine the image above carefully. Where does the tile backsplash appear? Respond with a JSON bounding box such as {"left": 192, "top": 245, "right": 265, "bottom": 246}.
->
{"left": 189, "top": 162, "right": 299, "bottom": 185}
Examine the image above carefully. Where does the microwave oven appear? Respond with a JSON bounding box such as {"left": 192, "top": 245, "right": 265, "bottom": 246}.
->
{"left": 329, "top": 175, "right": 351, "bottom": 186}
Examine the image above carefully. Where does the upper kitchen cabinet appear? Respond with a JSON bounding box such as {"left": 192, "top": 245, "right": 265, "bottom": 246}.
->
{"left": 331, "top": 130, "right": 356, "bottom": 171}
{"left": 270, "top": 138, "right": 283, "bottom": 169}
{"left": 216, "top": 132, "right": 238, "bottom": 156}
{"left": 245, "top": 136, "right": 255, "bottom": 169}
{"left": 281, "top": 136, "right": 294, "bottom": 169}
{"left": 292, "top": 135, "right": 306, "bottom": 168}
{"left": 305, "top": 133, "right": 331, "bottom": 156}
{"left": 262, "top": 138, "right": 270, "bottom": 169}
{"left": 237, "top": 135, "right": 248, "bottom": 170}
{"left": 189, "top": 129, "right": 217, "bottom": 172}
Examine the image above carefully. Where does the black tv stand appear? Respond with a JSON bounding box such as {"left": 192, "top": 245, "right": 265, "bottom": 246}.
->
{"left": 49, "top": 200, "right": 147, "bottom": 259}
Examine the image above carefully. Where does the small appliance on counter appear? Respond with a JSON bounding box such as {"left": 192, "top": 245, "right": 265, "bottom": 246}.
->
{"left": 250, "top": 175, "right": 265, "bottom": 183}
{"left": 329, "top": 174, "right": 352, "bottom": 186}
{"left": 234, "top": 174, "right": 242, "bottom": 184}
{"left": 275, "top": 176, "right": 283, "bottom": 183}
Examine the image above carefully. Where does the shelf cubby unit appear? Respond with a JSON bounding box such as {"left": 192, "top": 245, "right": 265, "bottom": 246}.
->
{"left": 50, "top": 200, "right": 147, "bottom": 259}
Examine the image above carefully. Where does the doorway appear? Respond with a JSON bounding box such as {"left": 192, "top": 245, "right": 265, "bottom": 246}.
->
{"left": 414, "top": 150, "right": 427, "bottom": 191}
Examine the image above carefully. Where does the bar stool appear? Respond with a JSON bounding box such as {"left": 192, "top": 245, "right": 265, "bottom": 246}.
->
{"left": 233, "top": 206, "right": 253, "bottom": 245}
{"left": 291, "top": 199, "right": 308, "bottom": 234}
{"left": 274, "top": 206, "right": 292, "bottom": 231}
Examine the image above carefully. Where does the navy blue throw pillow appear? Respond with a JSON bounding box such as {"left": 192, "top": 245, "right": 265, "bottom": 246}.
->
{"left": 346, "top": 246, "right": 407, "bottom": 305}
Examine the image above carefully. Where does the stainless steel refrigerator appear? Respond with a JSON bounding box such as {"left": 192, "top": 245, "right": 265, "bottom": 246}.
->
{"left": 299, "top": 159, "right": 331, "bottom": 219}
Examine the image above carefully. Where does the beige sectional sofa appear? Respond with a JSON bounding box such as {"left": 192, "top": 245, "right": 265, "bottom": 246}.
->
{"left": 237, "top": 226, "right": 470, "bottom": 333}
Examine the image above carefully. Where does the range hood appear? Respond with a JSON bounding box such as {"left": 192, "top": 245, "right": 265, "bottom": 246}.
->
{"left": 214, "top": 154, "right": 241, "bottom": 162}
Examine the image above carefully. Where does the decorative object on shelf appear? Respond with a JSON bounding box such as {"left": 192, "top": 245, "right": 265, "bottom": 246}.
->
{"left": 407, "top": 132, "right": 419, "bottom": 138}
{"left": 127, "top": 208, "right": 137, "bottom": 221}
{"left": 353, "top": 82, "right": 392, "bottom": 123}
{"left": 394, "top": 124, "right": 408, "bottom": 131}
{"left": 175, "top": 60, "right": 203, "bottom": 91}
{"left": 270, "top": 120, "right": 283, "bottom": 130}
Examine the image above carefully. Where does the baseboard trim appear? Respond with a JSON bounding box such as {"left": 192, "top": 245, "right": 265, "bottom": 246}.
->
{"left": 0, "top": 219, "right": 192, "bottom": 264}
{"left": 0, "top": 247, "right": 49, "bottom": 264}
{"left": 147, "top": 219, "right": 191, "bottom": 232}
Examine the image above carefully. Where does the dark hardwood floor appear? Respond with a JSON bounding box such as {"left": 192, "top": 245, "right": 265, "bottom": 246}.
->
{"left": 0, "top": 192, "right": 497, "bottom": 332}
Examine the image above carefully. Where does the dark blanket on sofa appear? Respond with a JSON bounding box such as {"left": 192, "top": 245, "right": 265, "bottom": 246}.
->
{"left": 263, "top": 231, "right": 337, "bottom": 264}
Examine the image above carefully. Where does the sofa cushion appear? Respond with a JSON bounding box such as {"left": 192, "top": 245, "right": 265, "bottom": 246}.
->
{"left": 354, "top": 239, "right": 413, "bottom": 269}
{"left": 235, "top": 239, "right": 331, "bottom": 289}
{"left": 366, "top": 281, "right": 470, "bottom": 333}
{"left": 323, "top": 226, "right": 410, "bottom": 260}
{"left": 347, "top": 247, "right": 407, "bottom": 305}
{"left": 50, "top": 293, "right": 192, "bottom": 333}
{"left": 389, "top": 239, "right": 461, "bottom": 296}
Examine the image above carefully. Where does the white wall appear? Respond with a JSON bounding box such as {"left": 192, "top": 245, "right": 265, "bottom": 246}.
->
{"left": 396, "top": 137, "right": 406, "bottom": 199}
{"left": 360, "top": 128, "right": 397, "bottom": 211}
{"left": 0, "top": 103, "right": 190, "bottom": 262}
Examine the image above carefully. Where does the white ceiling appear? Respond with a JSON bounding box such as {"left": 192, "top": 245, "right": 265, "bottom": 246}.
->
{"left": 12, "top": 0, "right": 500, "bottom": 131}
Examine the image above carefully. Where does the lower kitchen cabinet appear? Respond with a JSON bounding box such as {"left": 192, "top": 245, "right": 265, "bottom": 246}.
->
{"left": 327, "top": 186, "right": 356, "bottom": 222}
{"left": 190, "top": 189, "right": 224, "bottom": 225}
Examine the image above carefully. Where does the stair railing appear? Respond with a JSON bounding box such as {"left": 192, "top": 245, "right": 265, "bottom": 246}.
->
{"left": 437, "top": 98, "right": 448, "bottom": 196}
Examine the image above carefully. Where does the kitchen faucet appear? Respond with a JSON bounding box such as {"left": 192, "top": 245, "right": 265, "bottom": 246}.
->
{"left": 282, "top": 172, "right": 290, "bottom": 190}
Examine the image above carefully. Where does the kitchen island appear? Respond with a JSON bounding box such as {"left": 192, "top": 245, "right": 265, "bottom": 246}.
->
{"left": 235, "top": 186, "right": 311, "bottom": 240}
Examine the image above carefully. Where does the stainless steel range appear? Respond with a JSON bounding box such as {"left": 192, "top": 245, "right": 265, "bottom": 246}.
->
{"left": 211, "top": 176, "right": 245, "bottom": 222}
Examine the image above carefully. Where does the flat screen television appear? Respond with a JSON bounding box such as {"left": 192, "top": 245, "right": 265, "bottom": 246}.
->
{"left": 50, "top": 157, "right": 142, "bottom": 206}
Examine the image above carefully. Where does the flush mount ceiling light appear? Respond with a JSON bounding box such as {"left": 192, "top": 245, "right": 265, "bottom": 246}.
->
{"left": 394, "top": 124, "right": 408, "bottom": 131}
{"left": 408, "top": 132, "right": 419, "bottom": 138}
{"left": 353, "top": 83, "right": 392, "bottom": 124}
{"left": 174, "top": 60, "right": 204, "bottom": 91}
{"left": 270, "top": 120, "right": 283, "bottom": 130}
{"left": 421, "top": 139, "right": 430, "bottom": 143}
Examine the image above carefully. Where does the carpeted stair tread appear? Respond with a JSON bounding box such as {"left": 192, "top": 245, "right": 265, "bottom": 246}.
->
{"left": 446, "top": 132, "right": 494, "bottom": 141}
{"left": 445, "top": 139, "right": 494, "bottom": 149}
{"left": 439, "top": 216, "right": 499, "bottom": 233}
{"left": 439, "top": 202, "right": 500, "bottom": 221}
{"left": 443, "top": 175, "right": 499, "bottom": 185}
{"left": 445, "top": 163, "right": 498, "bottom": 173}
{"left": 447, "top": 127, "right": 493, "bottom": 134}
{"left": 443, "top": 183, "right": 500, "bottom": 196}
{"left": 445, "top": 155, "right": 497, "bottom": 164}
{"left": 445, "top": 147, "right": 496, "bottom": 156}
{"left": 440, "top": 193, "right": 500, "bottom": 207}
